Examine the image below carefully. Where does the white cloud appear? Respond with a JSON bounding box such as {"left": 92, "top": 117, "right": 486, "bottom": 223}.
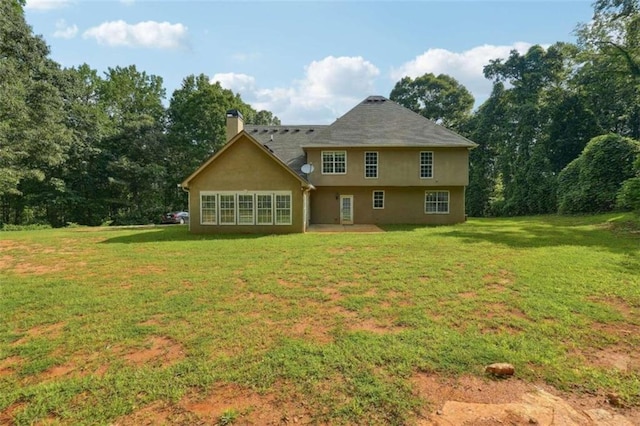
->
{"left": 391, "top": 42, "right": 537, "bottom": 103}
{"left": 53, "top": 19, "right": 78, "bottom": 39}
{"left": 25, "top": 0, "right": 70, "bottom": 10}
{"left": 83, "top": 20, "right": 188, "bottom": 50}
{"left": 211, "top": 73, "right": 257, "bottom": 95}
{"left": 215, "top": 56, "right": 380, "bottom": 124}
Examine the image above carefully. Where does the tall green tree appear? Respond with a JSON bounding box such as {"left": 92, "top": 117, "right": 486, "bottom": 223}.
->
{"left": 389, "top": 73, "right": 474, "bottom": 129}
{"left": 462, "top": 84, "right": 507, "bottom": 216}
{"left": 481, "top": 43, "right": 578, "bottom": 215}
{"left": 165, "top": 74, "right": 280, "bottom": 209}
{"left": 0, "top": 0, "right": 72, "bottom": 224}
{"left": 98, "top": 65, "right": 168, "bottom": 224}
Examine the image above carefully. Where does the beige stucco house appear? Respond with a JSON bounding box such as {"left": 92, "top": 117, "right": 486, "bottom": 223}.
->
{"left": 181, "top": 96, "right": 477, "bottom": 233}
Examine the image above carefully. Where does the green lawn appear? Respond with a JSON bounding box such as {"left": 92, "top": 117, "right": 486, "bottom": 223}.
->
{"left": 1, "top": 214, "right": 639, "bottom": 425}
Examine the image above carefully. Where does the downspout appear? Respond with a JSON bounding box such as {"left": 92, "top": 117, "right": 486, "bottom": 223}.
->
{"left": 180, "top": 184, "right": 190, "bottom": 231}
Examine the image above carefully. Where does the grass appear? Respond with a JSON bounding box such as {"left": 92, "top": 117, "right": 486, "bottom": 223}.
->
{"left": 1, "top": 213, "right": 639, "bottom": 424}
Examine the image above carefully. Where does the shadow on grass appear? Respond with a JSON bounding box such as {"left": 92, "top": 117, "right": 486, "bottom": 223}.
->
{"left": 100, "top": 225, "right": 269, "bottom": 244}
{"left": 440, "top": 217, "right": 638, "bottom": 254}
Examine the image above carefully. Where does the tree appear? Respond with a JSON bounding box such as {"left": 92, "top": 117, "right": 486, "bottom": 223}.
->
{"left": 558, "top": 134, "right": 640, "bottom": 213}
{"left": 480, "top": 43, "right": 579, "bottom": 215}
{"left": 165, "top": 75, "right": 280, "bottom": 209}
{"left": 0, "top": 0, "right": 72, "bottom": 224}
{"left": 98, "top": 65, "right": 168, "bottom": 224}
{"left": 389, "top": 73, "right": 474, "bottom": 129}
{"left": 461, "top": 83, "right": 506, "bottom": 216}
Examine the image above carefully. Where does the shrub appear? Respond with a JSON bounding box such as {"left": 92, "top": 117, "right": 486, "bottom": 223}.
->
{"left": 558, "top": 134, "right": 640, "bottom": 214}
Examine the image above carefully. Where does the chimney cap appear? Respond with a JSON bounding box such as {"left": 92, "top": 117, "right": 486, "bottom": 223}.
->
{"left": 226, "top": 109, "right": 243, "bottom": 119}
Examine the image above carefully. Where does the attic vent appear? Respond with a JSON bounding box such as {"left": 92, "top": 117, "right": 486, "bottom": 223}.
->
{"left": 364, "top": 96, "right": 387, "bottom": 104}
{"left": 270, "top": 129, "right": 277, "bottom": 133}
{"left": 293, "top": 129, "right": 300, "bottom": 133}
{"left": 307, "top": 129, "right": 315, "bottom": 133}
{"left": 283, "top": 129, "right": 289, "bottom": 133}
{"left": 261, "top": 129, "right": 268, "bottom": 133}
{"left": 251, "top": 129, "right": 258, "bottom": 133}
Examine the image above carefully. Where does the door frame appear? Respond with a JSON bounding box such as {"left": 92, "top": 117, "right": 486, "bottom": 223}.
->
{"left": 340, "top": 194, "right": 354, "bottom": 225}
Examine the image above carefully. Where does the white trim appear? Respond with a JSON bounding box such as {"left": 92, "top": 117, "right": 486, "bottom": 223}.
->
{"left": 200, "top": 192, "right": 217, "bottom": 225}
{"left": 420, "top": 151, "right": 434, "bottom": 179}
{"left": 199, "top": 190, "right": 292, "bottom": 226}
{"left": 321, "top": 150, "right": 347, "bottom": 175}
{"left": 425, "top": 190, "right": 450, "bottom": 214}
{"left": 340, "top": 194, "right": 354, "bottom": 225}
{"left": 364, "top": 151, "right": 378, "bottom": 179}
{"left": 372, "top": 190, "right": 384, "bottom": 209}
{"left": 237, "top": 193, "right": 255, "bottom": 225}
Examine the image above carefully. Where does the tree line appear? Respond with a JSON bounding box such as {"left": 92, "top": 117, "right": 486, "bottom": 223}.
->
{"left": 2, "top": 0, "right": 639, "bottom": 228}
{"left": 391, "top": 0, "right": 640, "bottom": 217}
{"left": 1, "top": 0, "right": 280, "bottom": 227}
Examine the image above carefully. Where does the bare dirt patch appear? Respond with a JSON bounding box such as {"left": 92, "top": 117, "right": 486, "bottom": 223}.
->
{"left": 590, "top": 349, "right": 639, "bottom": 372}
{"left": 12, "top": 262, "right": 65, "bottom": 276}
{"left": 321, "top": 287, "right": 342, "bottom": 302}
{"left": 0, "top": 402, "right": 26, "bottom": 426}
{"left": 347, "top": 318, "right": 405, "bottom": 335}
{"left": 122, "top": 336, "right": 185, "bottom": 367}
{"left": 0, "top": 255, "right": 14, "bottom": 269}
{"left": 412, "top": 373, "right": 639, "bottom": 425}
{"left": 181, "top": 382, "right": 311, "bottom": 425}
{"left": 43, "top": 364, "right": 75, "bottom": 379}
{"left": 589, "top": 296, "right": 636, "bottom": 319}
{"left": 458, "top": 291, "right": 477, "bottom": 300}
{"left": 483, "top": 269, "right": 514, "bottom": 286}
{"left": 12, "top": 322, "right": 66, "bottom": 346}
{"left": 0, "top": 356, "right": 24, "bottom": 376}
{"left": 290, "top": 320, "right": 333, "bottom": 344}
{"left": 112, "top": 401, "right": 200, "bottom": 426}
{"left": 139, "top": 316, "right": 163, "bottom": 327}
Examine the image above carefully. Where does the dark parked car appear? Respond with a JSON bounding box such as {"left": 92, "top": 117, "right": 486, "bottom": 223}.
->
{"left": 161, "top": 211, "right": 189, "bottom": 224}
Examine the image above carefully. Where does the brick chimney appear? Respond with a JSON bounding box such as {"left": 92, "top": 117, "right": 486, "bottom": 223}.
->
{"left": 226, "top": 109, "right": 244, "bottom": 141}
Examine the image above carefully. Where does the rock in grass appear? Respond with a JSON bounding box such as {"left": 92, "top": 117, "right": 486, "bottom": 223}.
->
{"left": 485, "top": 363, "right": 515, "bottom": 377}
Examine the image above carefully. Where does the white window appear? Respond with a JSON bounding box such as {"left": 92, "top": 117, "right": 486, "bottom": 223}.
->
{"left": 200, "top": 191, "right": 291, "bottom": 225}
{"left": 237, "top": 194, "right": 254, "bottom": 224}
{"left": 219, "top": 194, "right": 236, "bottom": 224}
{"left": 275, "top": 194, "right": 292, "bottom": 225}
{"left": 322, "top": 151, "right": 347, "bottom": 174}
{"left": 420, "top": 151, "right": 433, "bottom": 179}
{"left": 256, "top": 194, "right": 273, "bottom": 225}
{"left": 365, "top": 152, "right": 378, "bottom": 179}
{"left": 425, "top": 191, "right": 449, "bottom": 214}
{"left": 201, "top": 194, "right": 217, "bottom": 224}
{"left": 372, "top": 190, "right": 384, "bottom": 209}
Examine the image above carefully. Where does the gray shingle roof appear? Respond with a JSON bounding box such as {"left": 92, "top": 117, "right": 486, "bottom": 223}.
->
{"left": 244, "top": 125, "right": 328, "bottom": 175}
{"left": 244, "top": 95, "right": 476, "bottom": 176}
{"left": 304, "top": 95, "right": 477, "bottom": 148}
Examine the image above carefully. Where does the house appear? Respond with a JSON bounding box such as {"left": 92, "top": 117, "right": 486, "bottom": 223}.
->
{"left": 180, "top": 95, "right": 477, "bottom": 233}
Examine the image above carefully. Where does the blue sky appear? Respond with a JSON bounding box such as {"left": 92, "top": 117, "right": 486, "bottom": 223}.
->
{"left": 25, "top": 0, "right": 594, "bottom": 124}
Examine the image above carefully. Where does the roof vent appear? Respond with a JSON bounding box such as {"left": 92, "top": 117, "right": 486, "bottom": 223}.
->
{"left": 364, "top": 95, "right": 387, "bottom": 104}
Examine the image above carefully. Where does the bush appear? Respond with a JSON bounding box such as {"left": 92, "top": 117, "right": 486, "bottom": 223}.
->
{"left": 617, "top": 177, "right": 640, "bottom": 212}
{"left": 558, "top": 134, "right": 640, "bottom": 214}
{"left": 0, "top": 223, "right": 52, "bottom": 232}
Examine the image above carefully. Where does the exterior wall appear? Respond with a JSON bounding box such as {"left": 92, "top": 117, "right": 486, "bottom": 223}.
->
{"left": 187, "top": 135, "right": 305, "bottom": 233}
{"left": 311, "top": 186, "right": 466, "bottom": 225}
{"left": 305, "top": 147, "right": 469, "bottom": 187}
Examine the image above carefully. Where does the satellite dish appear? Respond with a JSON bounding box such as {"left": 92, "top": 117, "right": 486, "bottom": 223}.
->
{"left": 301, "top": 164, "right": 314, "bottom": 174}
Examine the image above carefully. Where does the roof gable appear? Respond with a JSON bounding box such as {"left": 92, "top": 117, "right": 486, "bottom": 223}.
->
{"left": 304, "top": 96, "right": 477, "bottom": 149}
{"left": 181, "top": 131, "right": 313, "bottom": 189}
